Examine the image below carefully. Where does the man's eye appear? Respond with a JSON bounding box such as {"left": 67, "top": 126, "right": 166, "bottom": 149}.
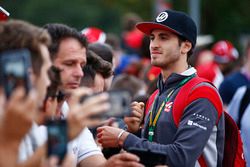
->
{"left": 160, "top": 36, "right": 167, "bottom": 40}
{"left": 81, "top": 63, "right": 86, "bottom": 68}
{"left": 64, "top": 62, "right": 73, "bottom": 66}
{"left": 150, "top": 36, "right": 154, "bottom": 40}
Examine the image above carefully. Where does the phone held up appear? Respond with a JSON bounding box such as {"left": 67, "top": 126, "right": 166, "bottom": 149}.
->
{"left": 0, "top": 48, "right": 32, "bottom": 99}
{"left": 105, "top": 89, "right": 132, "bottom": 118}
{"left": 81, "top": 89, "right": 132, "bottom": 119}
{"left": 46, "top": 119, "right": 68, "bottom": 164}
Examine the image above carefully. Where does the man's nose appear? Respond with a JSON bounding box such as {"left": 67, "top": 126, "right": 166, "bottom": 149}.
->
{"left": 150, "top": 39, "right": 159, "bottom": 49}
{"left": 74, "top": 64, "right": 83, "bottom": 77}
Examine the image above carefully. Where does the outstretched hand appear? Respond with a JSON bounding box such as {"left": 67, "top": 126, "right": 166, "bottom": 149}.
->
{"left": 67, "top": 87, "right": 111, "bottom": 140}
{"left": 97, "top": 126, "right": 129, "bottom": 148}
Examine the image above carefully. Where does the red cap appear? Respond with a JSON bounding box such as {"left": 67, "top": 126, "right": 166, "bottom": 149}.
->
{"left": 81, "top": 27, "right": 106, "bottom": 44}
{"left": 136, "top": 9, "right": 197, "bottom": 48}
{"left": 212, "top": 40, "right": 239, "bottom": 63}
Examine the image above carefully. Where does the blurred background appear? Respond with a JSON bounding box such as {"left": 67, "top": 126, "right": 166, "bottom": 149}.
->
{"left": 1, "top": 0, "right": 250, "bottom": 54}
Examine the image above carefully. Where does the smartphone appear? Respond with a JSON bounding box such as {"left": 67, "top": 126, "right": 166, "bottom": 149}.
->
{"left": 46, "top": 119, "right": 67, "bottom": 164}
{"left": 0, "top": 48, "right": 32, "bottom": 99}
{"left": 0, "top": 6, "right": 9, "bottom": 21}
{"left": 127, "top": 147, "right": 166, "bottom": 167}
{"left": 81, "top": 89, "right": 132, "bottom": 119}
{"left": 105, "top": 89, "right": 132, "bottom": 118}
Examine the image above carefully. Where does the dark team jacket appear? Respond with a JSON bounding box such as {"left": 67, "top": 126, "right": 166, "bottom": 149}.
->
{"left": 123, "top": 68, "right": 225, "bottom": 167}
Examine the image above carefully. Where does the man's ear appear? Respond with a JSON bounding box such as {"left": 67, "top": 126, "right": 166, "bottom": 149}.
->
{"left": 180, "top": 41, "right": 192, "bottom": 54}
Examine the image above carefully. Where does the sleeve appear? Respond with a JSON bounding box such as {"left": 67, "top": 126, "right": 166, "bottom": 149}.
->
{"left": 123, "top": 93, "right": 221, "bottom": 167}
{"left": 69, "top": 127, "right": 103, "bottom": 164}
{"left": 219, "top": 79, "right": 235, "bottom": 105}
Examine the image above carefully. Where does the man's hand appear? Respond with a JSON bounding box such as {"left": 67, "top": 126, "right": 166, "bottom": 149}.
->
{"left": 104, "top": 152, "right": 144, "bottom": 167}
{"left": 67, "top": 87, "right": 110, "bottom": 140}
{"left": 0, "top": 87, "right": 37, "bottom": 167}
{"left": 0, "top": 87, "right": 37, "bottom": 144}
{"left": 124, "top": 102, "right": 144, "bottom": 133}
{"left": 97, "top": 126, "right": 129, "bottom": 148}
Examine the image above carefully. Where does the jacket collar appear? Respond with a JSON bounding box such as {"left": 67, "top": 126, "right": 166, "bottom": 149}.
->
{"left": 157, "top": 67, "right": 197, "bottom": 94}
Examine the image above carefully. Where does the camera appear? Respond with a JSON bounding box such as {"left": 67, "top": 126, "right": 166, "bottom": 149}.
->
{"left": 106, "top": 89, "right": 132, "bottom": 118}
{"left": 0, "top": 48, "right": 32, "bottom": 99}
{"left": 81, "top": 89, "right": 132, "bottom": 119}
{"left": 46, "top": 119, "right": 67, "bottom": 164}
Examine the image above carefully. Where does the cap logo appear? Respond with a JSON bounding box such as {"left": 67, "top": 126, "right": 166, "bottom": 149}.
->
{"left": 156, "top": 12, "right": 168, "bottom": 22}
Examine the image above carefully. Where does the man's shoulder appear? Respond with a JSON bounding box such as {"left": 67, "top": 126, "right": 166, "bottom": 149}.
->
{"left": 70, "top": 127, "right": 96, "bottom": 145}
{"left": 223, "top": 71, "right": 244, "bottom": 84}
{"left": 219, "top": 71, "right": 246, "bottom": 94}
{"left": 69, "top": 127, "right": 103, "bottom": 164}
{"left": 76, "top": 127, "right": 94, "bottom": 140}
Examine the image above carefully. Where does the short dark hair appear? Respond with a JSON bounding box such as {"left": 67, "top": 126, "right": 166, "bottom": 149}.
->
{"left": 177, "top": 35, "right": 194, "bottom": 59}
{"left": 81, "top": 50, "right": 112, "bottom": 87}
{"left": 43, "top": 23, "right": 87, "bottom": 60}
{"left": 0, "top": 19, "right": 51, "bottom": 76}
{"left": 88, "top": 43, "right": 113, "bottom": 64}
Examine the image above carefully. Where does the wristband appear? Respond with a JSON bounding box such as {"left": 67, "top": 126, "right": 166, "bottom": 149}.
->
{"left": 117, "top": 130, "right": 125, "bottom": 146}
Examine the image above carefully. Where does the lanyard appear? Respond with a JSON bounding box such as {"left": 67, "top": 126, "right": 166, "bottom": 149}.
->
{"left": 148, "top": 74, "right": 195, "bottom": 142}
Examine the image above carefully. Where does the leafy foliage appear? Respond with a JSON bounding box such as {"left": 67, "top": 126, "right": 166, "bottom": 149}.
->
{"left": 1, "top": 0, "right": 250, "bottom": 42}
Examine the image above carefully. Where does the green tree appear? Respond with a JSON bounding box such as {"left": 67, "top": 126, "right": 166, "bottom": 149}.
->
{"left": 2, "top": 0, "right": 250, "bottom": 45}
{"left": 1, "top": 0, "right": 152, "bottom": 34}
